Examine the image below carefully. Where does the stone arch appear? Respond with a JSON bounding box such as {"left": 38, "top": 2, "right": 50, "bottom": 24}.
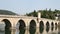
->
{"left": 46, "top": 21, "right": 50, "bottom": 33}
{"left": 29, "top": 20, "right": 36, "bottom": 34}
{"left": 2, "top": 19, "right": 11, "bottom": 29}
{"left": 39, "top": 21, "right": 44, "bottom": 27}
{"left": 29, "top": 20, "right": 36, "bottom": 28}
{"left": 55, "top": 23, "right": 57, "bottom": 30}
{"left": 55, "top": 23, "right": 57, "bottom": 27}
{"left": 17, "top": 19, "right": 26, "bottom": 34}
{"left": 17, "top": 19, "right": 26, "bottom": 29}
{"left": 39, "top": 21, "right": 44, "bottom": 33}
{"left": 46, "top": 21, "right": 50, "bottom": 27}
{"left": 51, "top": 22, "right": 54, "bottom": 31}
{"left": 51, "top": 22, "right": 54, "bottom": 27}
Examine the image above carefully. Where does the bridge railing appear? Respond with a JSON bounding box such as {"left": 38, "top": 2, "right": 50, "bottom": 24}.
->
{"left": 0, "top": 15, "right": 37, "bottom": 19}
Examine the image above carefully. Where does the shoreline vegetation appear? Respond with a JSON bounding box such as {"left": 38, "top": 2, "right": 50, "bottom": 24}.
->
{"left": 26, "top": 9, "right": 60, "bottom": 20}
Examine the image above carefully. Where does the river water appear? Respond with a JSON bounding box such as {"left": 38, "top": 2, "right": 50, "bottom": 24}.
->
{"left": 0, "top": 24, "right": 60, "bottom": 34}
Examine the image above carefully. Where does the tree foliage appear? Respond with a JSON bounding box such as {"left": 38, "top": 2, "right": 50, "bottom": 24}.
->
{"left": 26, "top": 9, "right": 60, "bottom": 20}
{"left": 26, "top": 10, "right": 38, "bottom": 17}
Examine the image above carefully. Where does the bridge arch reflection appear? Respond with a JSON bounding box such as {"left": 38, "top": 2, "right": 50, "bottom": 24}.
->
{"left": 18, "top": 19, "right": 26, "bottom": 30}
{"left": 55, "top": 23, "right": 57, "bottom": 27}
{"left": 29, "top": 20, "right": 36, "bottom": 34}
{"left": 55, "top": 23, "right": 57, "bottom": 30}
{"left": 51, "top": 22, "right": 54, "bottom": 31}
{"left": 2, "top": 19, "right": 11, "bottom": 29}
{"left": 51, "top": 22, "right": 54, "bottom": 27}
{"left": 39, "top": 21, "right": 44, "bottom": 33}
{"left": 46, "top": 21, "right": 50, "bottom": 33}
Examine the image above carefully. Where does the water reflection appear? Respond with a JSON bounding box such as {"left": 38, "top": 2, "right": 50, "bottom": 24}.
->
{"left": 46, "top": 26, "right": 50, "bottom": 33}
{"left": 58, "top": 27, "right": 60, "bottom": 34}
{"left": 29, "top": 20, "right": 36, "bottom": 34}
{"left": 39, "top": 26, "right": 44, "bottom": 34}
{"left": 29, "top": 27, "right": 36, "bottom": 34}
{"left": 0, "top": 26, "right": 59, "bottom": 34}
{"left": 55, "top": 26, "right": 57, "bottom": 30}
{"left": 55, "top": 23, "right": 57, "bottom": 30}
{"left": 51, "top": 27, "right": 54, "bottom": 31}
{"left": 39, "top": 21, "right": 44, "bottom": 34}
{"left": 51, "top": 22, "right": 54, "bottom": 31}
{"left": 58, "top": 32, "right": 60, "bottom": 34}
{"left": 46, "top": 21, "right": 50, "bottom": 33}
{"left": 5, "top": 28, "right": 11, "bottom": 34}
{"left": 0, "top": 24, "right": 59, "bottom": 34}
{"left": 0, "top": 29, "right": 4, "bottom": 34}
{"left": 19, "top": 28, "right": 26, "bottom": 34}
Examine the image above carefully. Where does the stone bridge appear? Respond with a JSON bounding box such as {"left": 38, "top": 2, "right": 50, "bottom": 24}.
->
{"left": 0, "top": 12, "right": 59, "bottom": 30}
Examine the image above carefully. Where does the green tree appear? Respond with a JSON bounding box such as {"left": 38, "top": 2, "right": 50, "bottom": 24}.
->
{"left": 26, "top": 9, "right": 60, "bottom": 20}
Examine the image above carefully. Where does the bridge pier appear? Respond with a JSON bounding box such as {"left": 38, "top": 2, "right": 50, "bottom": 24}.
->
{"left": 35, "top": 27, "right": 40, "bottom": 34}
{"left": 35, "top": 21, "right": 40, "bottom": 34}
{"left": 11, "top": 23, "right": 16, "bottom": 29}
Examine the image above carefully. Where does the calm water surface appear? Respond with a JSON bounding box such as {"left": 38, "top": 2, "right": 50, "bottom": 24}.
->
{"left": 0, "top": 24, "right": 60, "bottom": 34}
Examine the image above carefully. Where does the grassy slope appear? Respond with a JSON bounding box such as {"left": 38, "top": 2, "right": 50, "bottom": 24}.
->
{"left": 0, "top": 10, "right": 18, "bottom": 15}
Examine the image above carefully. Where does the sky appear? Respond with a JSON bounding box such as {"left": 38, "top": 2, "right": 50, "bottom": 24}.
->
{"left": 0, "top": 0, "right": 60, "bottom": 15}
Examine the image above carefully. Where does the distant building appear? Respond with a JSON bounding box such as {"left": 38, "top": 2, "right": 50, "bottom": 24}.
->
{"left": 55, "top": 14, "right": 60, "bottom": 20}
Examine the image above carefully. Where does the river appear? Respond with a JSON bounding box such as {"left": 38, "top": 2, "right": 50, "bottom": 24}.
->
{"left": 0, "top": 24, "right": 60, "bottom": 34}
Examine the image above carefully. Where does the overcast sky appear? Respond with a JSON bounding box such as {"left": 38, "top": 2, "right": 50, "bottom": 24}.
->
{"left": 0, "top": 0, "right": 60, "bottom": 15}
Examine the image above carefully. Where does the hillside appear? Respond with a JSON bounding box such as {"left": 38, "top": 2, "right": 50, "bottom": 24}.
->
{"left": 0, "top": 10, "right": 18, "bottom": 15}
